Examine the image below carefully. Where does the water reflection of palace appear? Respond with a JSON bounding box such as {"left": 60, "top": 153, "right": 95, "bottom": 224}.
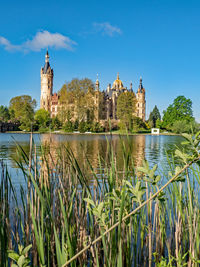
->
{"left": 40, "top": 134, "right": 146, "bottom": 177}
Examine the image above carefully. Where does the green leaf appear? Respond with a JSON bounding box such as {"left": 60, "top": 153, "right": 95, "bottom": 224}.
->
{"left": 22, "top": 244, "right": 32, "bottom": 256}
{"left": 175, "top": 149, "right": 188, "bottom": 163}
{"left": 182, "top": 133, "right": 193, "bottom": 144}
{"left": 97, "top": 202, "right": 104, "bottom": 214}
{"left": 7, "top": 251, "right": 19, "bottom": 262}
{"left": 54, "top": 226, "right": 62, "bottom": 267}
{"left": 83, "top": 198, "right": 96, "bottom": 207}
{"left": 17, "top": 255, "right": 25, "bottom": 267}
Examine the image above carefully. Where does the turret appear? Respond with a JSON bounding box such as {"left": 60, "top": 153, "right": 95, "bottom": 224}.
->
{"left": 138, "top": 77, "right": 144, "bottom": 93}
{"left": 107, "top": 83, "right": 111, "bottom": 94}
{"left": 130, "top": 82, "right": 133, "bottom": 92}
{"left": 136, "top": 76, "right": 146, "bottom": 121}
{"left": 40, "top": 50, "right": 54, "bottom": 112}
{"left": 95, "top": 74, "right": 100, "bottom": 91}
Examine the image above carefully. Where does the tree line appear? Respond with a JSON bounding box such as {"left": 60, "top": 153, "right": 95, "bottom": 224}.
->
{"left": 148, "top": 95, "right": 199, "bottom": 133}
{"left": 0, "top": 78, "right": 198, "bottom": 134}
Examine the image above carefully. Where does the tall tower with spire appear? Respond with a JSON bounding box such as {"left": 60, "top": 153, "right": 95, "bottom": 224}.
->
{"left": 136, "top": 77, "right": 146, "bottom": 121}
{"left": 40, "top": 50, "right": 54, "bottom": 112}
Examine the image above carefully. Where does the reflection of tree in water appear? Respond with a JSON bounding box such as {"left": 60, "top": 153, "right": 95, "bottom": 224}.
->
{"left": 3, "top": 134, "right": 183, "bottom": 175}
{"left": 40, "top": 134, "right": 146, "bottom": 178}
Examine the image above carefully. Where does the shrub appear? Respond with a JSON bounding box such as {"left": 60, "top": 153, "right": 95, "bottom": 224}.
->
{"left": 63, "top": 121, "right": 74, "bottom": 132}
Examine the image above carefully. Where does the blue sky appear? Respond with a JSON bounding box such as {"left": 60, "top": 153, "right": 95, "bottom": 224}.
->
{"left": 0, "top": 0, "right": 200, "bottom": 120}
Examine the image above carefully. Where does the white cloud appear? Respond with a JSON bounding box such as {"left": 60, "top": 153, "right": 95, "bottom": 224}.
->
{"left": 0, "top": 36, "right": 20, "bottom": 51}
{"left": 93, "top": 22, "right": 122, "bottom": 37}
{"left": 0, "top": 31, "right": 77, "bottom": 52}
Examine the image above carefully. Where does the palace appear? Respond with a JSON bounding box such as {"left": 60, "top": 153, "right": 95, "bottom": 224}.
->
{"left": 40, "top": 51, "right": 146, "bottom": 123}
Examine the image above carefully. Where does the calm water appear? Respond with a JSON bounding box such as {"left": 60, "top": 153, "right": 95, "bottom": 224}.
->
{"left": 0, "top": 133, "right": 184, "bottom": 187}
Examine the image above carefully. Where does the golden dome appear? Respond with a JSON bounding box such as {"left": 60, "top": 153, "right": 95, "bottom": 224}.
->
{"left": 112, "top": 73, "right": 124, "bottom": 89}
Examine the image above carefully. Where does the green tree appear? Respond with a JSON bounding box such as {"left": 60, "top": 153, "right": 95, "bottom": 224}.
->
{"left": 0, "top": 105, "right": 10, "bottom": 122}
{"left": 155, "top": 118, "right": 162, "bottom": 129}
{"left": 58, "top": 78, "right": 95, "bottom": 122}
{"left": 172, "top": 120, "right": 200, "bottom": 134}
{"left": 63, "top": 121, "right": 74, "bottom": 132}
{"left": 132, "top": 116, "right": 147, "bottom": 132}
{"left": 9, "top": 95, "right": 36, "bottom": 131}
{"left": 78, "top": 121, "right": 86, "bottom": 133}
{"left": 148, "top": 105, "right": 161, "bottom": 128}
{"left": 57, "top": 106, "right": 68, "bottom": 124}
{"left": 171, "top": 120, "right": 189, "bottom": 134}
{"left": 91, "top": 122, "right": 104, "bottom": 133}
{"left": 66, "top": 78, "right": 95, "bottom": 94}
{"left": 117, "top": 91, "right": 136, "bottom": 131}
{"left": 162, "top": 96, "right": 193, "bottom": 129}
{"left": 34, "top": 109, "right": 51, "bottom": 129}
{"left": 74, "top": 119, "right": 79, "bottom": 130}
{"left": 51, "top": 116, "right": 62, "bottom": 130}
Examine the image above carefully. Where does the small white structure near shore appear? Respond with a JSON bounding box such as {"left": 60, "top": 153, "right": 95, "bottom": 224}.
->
{"left": 151, "top": 128, "right": 160, "bottom": 135}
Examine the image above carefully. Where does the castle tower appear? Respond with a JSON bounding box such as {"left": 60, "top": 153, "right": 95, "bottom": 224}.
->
{"left": 94, "top": 74, "right": 100, "bottom": 121}
{"left": 95, "top": 74, "right": 100, "bottom": 91}
{"left": 130, "top": 82, "right": 133, "bottom": 92}
{"left": 136, "top": 77, "right": 146, "bottom": 121}
{"left": 40, "top": 50, "right": 54, "bottom": 112}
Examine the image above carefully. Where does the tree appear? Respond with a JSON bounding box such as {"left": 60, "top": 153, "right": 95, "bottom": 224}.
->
{"left": 51, "top": 116, "right": 62, "bottom": 130}
{"left": 63, "top": 121, "right": 74, "bottom": 132}
{"left": 9, "top": 95, "right": 36, "bottom": 131}
{"left": 117, "top": 92, "right": 136, "bottom": 130}
{"left": 58, "top": 78, "right": 95, "bottom": 123}
{"left": 34, "top": 109, "right": 51, "bottom": 129}
{"left": 172, "top": 120, "right": 200, "bottom": 134}
{"left": 162, "top": 96, "right": 193, "bottom": 129}
{"left": 78, "top": 121, "right": 86, "bottom": 133}
{"left": 0, "top": 105, "right": 10, "bottom": 122}
{"left": 132, "top": 116, "right": 147, "bottom": 132}
{"left": 66, "top": 78, "right": 95, "bottom": 94}
{"left": 171, "top": 120, "right": 189, "bottom": 134}
{"left": 74, "top": 119, "right": 79, "bottom": 130}
{"left": 148, "top": 105, "right": 161, "bottom": 128}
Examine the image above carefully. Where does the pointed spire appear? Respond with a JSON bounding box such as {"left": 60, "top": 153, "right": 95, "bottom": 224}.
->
{"left": 117, "top": 72, "right": 120, "bottom": 80}
{"left": 43, "top": 49, "right": 50, "bottom": 74}
{"left": 130, "top": 81, "right": 133, "bottom": 91}
{"left": 45, "top": 49, "right": 49, "bottom": 63}
{"left": 139, "top": 76, "right": 143, "bottom": 90}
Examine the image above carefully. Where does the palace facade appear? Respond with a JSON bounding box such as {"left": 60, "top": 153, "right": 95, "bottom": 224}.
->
{"left": 40, "top": 51, "right": 146, "bottom": 122}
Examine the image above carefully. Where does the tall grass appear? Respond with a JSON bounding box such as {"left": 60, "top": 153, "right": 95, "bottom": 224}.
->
{"left": 1, "top": 132, "right": 200, "bottom": 266}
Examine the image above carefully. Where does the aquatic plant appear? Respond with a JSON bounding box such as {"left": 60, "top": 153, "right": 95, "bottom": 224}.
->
{"left": 1, "top": 132, "right": 200, "bottom": 266}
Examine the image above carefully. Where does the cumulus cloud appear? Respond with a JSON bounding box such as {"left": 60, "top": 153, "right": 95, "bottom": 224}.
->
{"left": 0, "top": 31, "right": 77, "bottom": 52}
{"left": 93, "top": 22, "right": 122, "bottom": 36}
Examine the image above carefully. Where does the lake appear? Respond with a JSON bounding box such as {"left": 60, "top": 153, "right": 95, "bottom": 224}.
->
{"left": 0, "top": 133, "right": 183, "bottom": 187}
{"left": 1, "top": 133, "right": 198, "bottom": 266}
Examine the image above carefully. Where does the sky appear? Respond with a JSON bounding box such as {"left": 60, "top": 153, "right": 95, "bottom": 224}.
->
{"left": 0, "top": 0, "right": 200, "bottom": 120}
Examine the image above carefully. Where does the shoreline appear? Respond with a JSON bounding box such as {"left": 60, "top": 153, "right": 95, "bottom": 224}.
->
{"left": 2, "top": 131, "right": 179, "bottom": 136}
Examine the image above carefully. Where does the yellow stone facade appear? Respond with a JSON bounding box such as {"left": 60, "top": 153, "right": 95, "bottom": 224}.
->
{"left": 40, "top": 51, "right": 146, "bottom": 122}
